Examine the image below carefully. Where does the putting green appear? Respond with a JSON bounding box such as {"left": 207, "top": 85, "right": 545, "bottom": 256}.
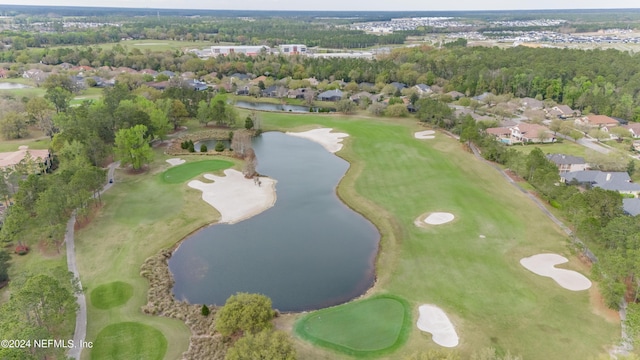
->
{"left": 90, "top": 281, "right": 134, "bottom": 310}
{"left": 91, "top": 322, "right": 167, "bottom": 360}
{"left": 295, "top": 294, "right": 410, "bottom": 356}
{"left": 161, "top": 159, "right": 233, "bottom": 184}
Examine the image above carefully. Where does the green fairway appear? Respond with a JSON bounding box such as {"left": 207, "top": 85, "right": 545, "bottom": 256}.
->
{"left": 90, "top": 281, "right": 134, "bottom": 310}
{"left": 161, "top": 159, "right": 234, "bottom": 184}
{"left": 295, "top": 295, "right": 410, "bottom": 356}
{"left": 257, "top": 113, "right": 619, "bottom": 359}
{"left": 76, "top": 154, "right": 231, "bottom": 360}
{"left": 91, "top": 322, "right": 167, "bottom": 360}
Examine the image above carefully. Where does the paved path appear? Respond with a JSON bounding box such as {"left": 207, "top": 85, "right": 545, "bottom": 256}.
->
{"left": 66, "top": 162, "right": 119, "bottom": 360}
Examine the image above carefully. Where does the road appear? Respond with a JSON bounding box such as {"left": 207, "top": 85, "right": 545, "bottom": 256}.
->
{"left": 66, "top": 162, "right": 119, "bottom": 360}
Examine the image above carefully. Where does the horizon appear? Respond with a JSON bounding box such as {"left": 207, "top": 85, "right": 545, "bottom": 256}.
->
{"left": 0, "top": 1, "right": 639, "bottom": 12}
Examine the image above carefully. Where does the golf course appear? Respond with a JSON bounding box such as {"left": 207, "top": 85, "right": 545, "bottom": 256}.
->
{"left": 73, "top": 112, "right": 619, "bottom": 359}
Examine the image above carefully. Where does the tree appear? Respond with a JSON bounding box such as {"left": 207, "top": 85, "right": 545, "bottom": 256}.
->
{"left": 25, "top": 98, "right": 55, "bottom": 135}
{"left": 215, "top": 293, "right": 275, "bottom": 337}
{"left": 628, "top": 160, "right": 637, "bottom": 176}
{"left": 335, "top": 99, "right": 356, "bottom": 114}
{"left": 114, "top": 125, "right": 154, "bottom": 170}
{"left": 244, "top": 116, "right": 254, "bottom": 130}
{"left": 242, "top": 149, "right": 258, "bottom": 178}
{"left": 225, "top": 330, "right": 296, "bottom": 360}
{"left": 0, "top": 112, "right": 29, "bottom": 139}
{"left": 367, "top": 102, "right": 386, "bottom": 116}
{"left": 163, "top": 99, "right": 189, "bottom": 130}
{"left": 201, "top": 304, "right": 210, "bottom": 317}
{"left": 45, "top": 87, "right": 73, "bottom": 114}
{"left": 0, "top": 250, "right": 10, "bottom": 283}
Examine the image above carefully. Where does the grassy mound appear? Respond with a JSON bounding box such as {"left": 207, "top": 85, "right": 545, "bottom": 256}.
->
{"left": 91, "top": 322, "right": 167, "bottom": 360}
{"left": 90, "top": 281, "right": 134, "bottom": 310}
{"left": 161, "top": 159, "right": 233, "bottom": 184}
{"left": 295, "top": 294, "right": 410, "bottom": 357}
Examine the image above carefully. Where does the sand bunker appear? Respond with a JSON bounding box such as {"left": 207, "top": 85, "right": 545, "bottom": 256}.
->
{"left": 166, "top": 158, "right": 186, "bottom": 166}
{"left": 415, "top": 212, "right": 455, "bottom": 227}
{"left": 415, "top": 130, "right": 436, "bottom": 139}
{"left": 188, "top": 169, "right": 276, "bottom": 224}
{"left": 417, "top": 304, "right": 459, "bottom": 348}
{"left": 285, "top": 128, "right": 349, "bottom": 153}
{"left": 520, "top": 254, "right": 592, "bottom": 291}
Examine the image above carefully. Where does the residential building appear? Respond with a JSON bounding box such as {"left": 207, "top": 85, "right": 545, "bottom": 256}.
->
{"left": 623, "top": 198, "right": 640, "bottom": 216}
{"left": 317, "top": 89, "right": 343, "bottom": 101}
{"left": 414, "top": 84, "right": 432, "bottom": 95}
{"left": 546, "top": 154, "right": 589, "bottom": 173}
{"left": 510, "top": 123, "right": 555, "bottom": 143}
{"left": 446, "top": 91, "right": 465, "bottom": 100}
{"left": 562, "top": 170, "right": 640, "bottom": 197}
{"left": 624, "top": 123, "right": 640, "bottom": 138}
{"left": 520, "top": 97, "right": 544, "bottom": 110}
{"left": 575, "top": 114, "right": 619, "bottom": 128}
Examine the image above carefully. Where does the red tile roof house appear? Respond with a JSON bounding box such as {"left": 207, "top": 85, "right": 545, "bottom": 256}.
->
{"left": 575, "top": 114, "right": 619, "bottom": 128}
{"left": 510, "top": 123, "right": 555, "bottom": 144}
{"left": 485, "top": 127, "right": 512, "bottom": 144}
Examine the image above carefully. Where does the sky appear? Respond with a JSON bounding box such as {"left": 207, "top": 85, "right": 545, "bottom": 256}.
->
{"left": 0, "top": 0, "right": 638, "bottom": 11}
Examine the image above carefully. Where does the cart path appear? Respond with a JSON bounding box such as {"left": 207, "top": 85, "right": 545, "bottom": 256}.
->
{"left": 66, "top": 162, "right": 118, "bottom": 360}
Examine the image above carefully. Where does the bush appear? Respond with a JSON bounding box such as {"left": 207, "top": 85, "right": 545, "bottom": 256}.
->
{"left": 200, "top": 144, "right": 208, "bottom": 153}
{"left": 201, "top": 304, "right": 210, "bottom": 317}
{"left": 14, "top": 244, "right": 29, "bottom": 255}
{"left": 215, "top": 293, "right": 275, "bottom": 337}
{"left": 215, "top": 141, "right": 225, "bottom": 152}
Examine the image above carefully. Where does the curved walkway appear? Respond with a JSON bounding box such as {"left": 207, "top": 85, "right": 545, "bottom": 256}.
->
{"left": 66, "top": 162, "right": 119, "bottom": 360}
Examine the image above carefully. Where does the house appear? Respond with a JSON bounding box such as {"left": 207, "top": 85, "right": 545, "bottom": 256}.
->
{"left": 548, "top": 105, "right": 579, "bottom": 119}
{"left": 510, "top": 123, "right": 555, "bottom": 144}
{"left": 140, "top": 69, "right": 158, "bottom": 77}
{"left": 359, "top": 82, "right": 375, "bottom": 90}
{"left": 349, "top": 91, "right": 379, "bottom": 103}
{"left": 546, "top": 154, "right": 589, "bottom": 173}
{"left": 317, "top": 89, "right": 343, "bottom": 102}
{"left": 485, "top": 127, "right": 512, "bottom": 143}
{"left": 390, "top": 82, "right": 407, "bottom": 92}
{"left": 623, "top": 123, "right": 640, "bottom": 138}
{"left": 446, "top": 91, "right": 465, "bottom": 100}
{"left": 0, "top": 146, "right": 51, "bottom": 173}
{"left": 185, "top": 79, "right": 208, "bottom": 91}
{"left": 414, "top": 84, "right": 432, "bottom": 96}
{"left": 576, "top": 114, "right": 619, "bottom": 128}
{"left": 520, "top": 97, "right": 544, "bottom": 110}
{"left": 229, "top": 73, "right": 251, "bottom": 81}
{"left": 146, "top": 81, "right": 169, "bottom": 90}
{"left": 250, "top": 75, "right": 268, "bottom": 86}
{"left": 305, "top": 77, "right": 319, "bottom": 87}
{"left": 288, "top": 88, "right": 312, "bottom": 99}
{"left": 473, "top": 92, "right": 493, "bottom": 103}
{"left": 22, "top": 68, "right": 45, "bottom": 80}
{"left": 562, "top": 170, "right": 640, "bottom": 197}
{"left": 623, "top": 198, "right": 640, "bottom": 216}
{"left": 160, "top": 70, "right": 175, "bottom": 78}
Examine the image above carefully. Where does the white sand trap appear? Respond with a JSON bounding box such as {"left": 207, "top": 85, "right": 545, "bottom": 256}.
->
{"left": 285, "top": 128, "right": 349, "bottom": 153}
{"left": 520, "top": 253, "right": 592, "bottom": 291}
{"left": 166, "top": 158, "right": 186, "bottom": 166}
{"left": 415, "top": 130, "right": 436, "bottom": 139}
{"left": 424, "top": 212, "right": 455, "bottom": 225}
{"left": 188, "top": 169, "right": 276, "bottom": 224}
{"left": 417, "top": 304, "right": 459, "bottom": 348}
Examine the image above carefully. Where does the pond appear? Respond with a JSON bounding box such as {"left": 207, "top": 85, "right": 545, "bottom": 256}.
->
{"left": 234, "top": 100, "right": 334, "bottom": 113}
{"left": 0, "top": 82, "right": 33, "bottom": 89}
{"left": 169, "top": 132, "right": 379, "bottom": 312}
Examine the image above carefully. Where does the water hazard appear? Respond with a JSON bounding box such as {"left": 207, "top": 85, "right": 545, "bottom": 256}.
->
{"left": 169, "top": 132, "right": 379, "bottom": 312}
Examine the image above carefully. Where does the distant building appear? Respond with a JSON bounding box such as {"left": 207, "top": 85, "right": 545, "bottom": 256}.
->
{"left": 317, "top": 89, "right": 343, "bottom": 102}
{"left": 0, "top": 146, "right": 51, "bottom": 173}
{"left": 278, "top": 44, "right": 307, "bottom": 55}
{"left": 562, "top": 170, "right": 640, "bottom": 197}
{"left": 210, "top": 45, "right": 270, "bottom": 57}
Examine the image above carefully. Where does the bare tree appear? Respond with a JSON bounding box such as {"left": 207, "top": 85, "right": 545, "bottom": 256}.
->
{"left": 231, "top": 131, "right": 252, "bottom": 158}
{"left": 242, "top": 148, "right": 258, "bottom": 178}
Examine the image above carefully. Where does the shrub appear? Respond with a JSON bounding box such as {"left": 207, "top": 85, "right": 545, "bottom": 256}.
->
{"left": 200, "top": 144, "right": 208, "bottom": 153}
{"left": 215, "top": 141, "right": 225, "bottom": 152}
{"left": 201, "top": 304, "right": 210, "bottom": 317}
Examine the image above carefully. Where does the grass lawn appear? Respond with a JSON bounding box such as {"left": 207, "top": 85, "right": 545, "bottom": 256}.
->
{"left": 91, "top": 281, "right": 134, "bottom": 310}
{"left": 91, "top": 322, "right": 167, "bottom": 360}
{"left": 161, "top": 159, "right": 234, "bottom": 184}
{"left": 75, "top": 152, "right": 238, "bottom": 360}
{"left": 509, "top": 140, "right": 587, "bottom": 158}
{"left": 0, "top": 128, "right": 50, "bottom": 152}
{"left": 295, "top": 294, "right": 411, "bottom": 357}
{"left": 258, "top": 113, "right": 619, "bottom": 359}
